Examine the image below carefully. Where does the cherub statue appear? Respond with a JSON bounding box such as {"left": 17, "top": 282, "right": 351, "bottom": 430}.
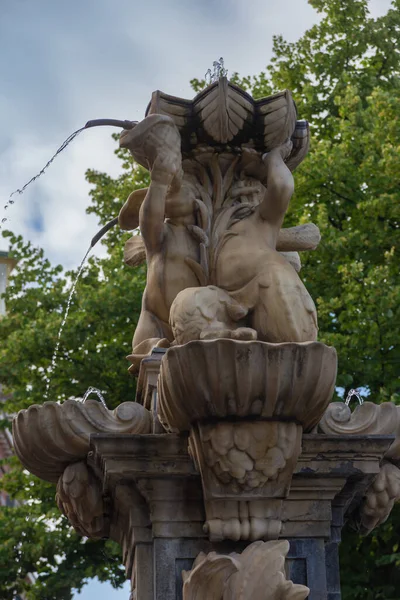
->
{"left": 119, "top": 84, "right": 319, "bottom": 371}
{"left": 119, "top": 115, "right": 253, "bottom": 371}
{"left": 212, "top": 141, "right": 318, "bottom": 343}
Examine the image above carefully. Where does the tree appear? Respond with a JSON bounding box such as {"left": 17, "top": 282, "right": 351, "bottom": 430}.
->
{"left": 0, "top": 153, "right": 149, "bottom": 599}
{"left": 1, "top": 0, "right": 399, "bottom": 597}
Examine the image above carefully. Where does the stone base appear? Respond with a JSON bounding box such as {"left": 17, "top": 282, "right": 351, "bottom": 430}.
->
{"left": 88, "top": 433, "right": 393, "bottom": 600}
{"left": 132, "top": 537, "right": 332, "bottom": 600}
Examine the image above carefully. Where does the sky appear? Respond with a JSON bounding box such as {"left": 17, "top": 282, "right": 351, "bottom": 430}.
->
{"left": 0, "top": 0, "right": 393, "bottom": 598}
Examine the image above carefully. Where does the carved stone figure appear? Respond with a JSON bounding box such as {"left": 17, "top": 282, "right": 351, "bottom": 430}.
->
{"left": 212, "top": 143, "right": 317, "bottom": 343}
{"left": 118, "top": 79, "right": 322, "bottom": 371}
{"left": 182, "top": 540, "right": 309, "bottom": 600}
{"left": 170, "top": 285, "right": 256, "bottom": 344}
{"left": 319, "top": 400, "right": 400, "bottom": 535}
{"left": 119, "top": 115, "right": 202, "bottom": 372}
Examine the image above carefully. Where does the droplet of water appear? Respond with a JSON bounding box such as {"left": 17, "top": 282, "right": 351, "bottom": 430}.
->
{"left": 44, "top": 245, "right": 91, "bottom": 398}
{"left": 82, "top": 386, "right": 108, "bottom": 408}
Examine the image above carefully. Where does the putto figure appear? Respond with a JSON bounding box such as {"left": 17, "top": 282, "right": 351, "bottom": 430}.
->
{"left": 119, "top": 78, "right": 321, "bottom": 370}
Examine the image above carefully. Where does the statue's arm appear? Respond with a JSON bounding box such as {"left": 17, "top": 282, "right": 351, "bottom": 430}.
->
{"left": 140, "top": 156, "right": 181, "bottom": 253}
{"left": 258, "top": 141, "right": 294, "bottom": 225}
{"left": 139, "top": 182, "right": 168, "bottom": 252}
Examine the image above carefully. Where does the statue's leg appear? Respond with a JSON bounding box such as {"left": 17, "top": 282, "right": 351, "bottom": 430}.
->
{"left": 132, "top": 308, "right": 172, "bottom": 349}
{"left": 251, "top": 270, "right": 318, "bottom": 343}
{"left": 127, "top": 309, "right": 172, "bottom": 374}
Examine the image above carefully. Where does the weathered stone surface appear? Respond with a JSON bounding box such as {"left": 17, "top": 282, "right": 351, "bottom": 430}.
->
{"left": 188, "top": 421, "right": 302, "bottom": 542}
{"left": 319, "top": 401, "right": 400, "bottom": 438}
{"left": 158, "top": 340, "right": 337, "bottom": 433}
{"left": 319, "top": 402, "right": 400, "bottom": 537}
{"left": 13, "top": 399, "right": 152, "bottom": 482}
{"left": 190, "top": 421, "right": 302, "bottom": 493}
{"left": 89, "top": 432, "right": 386, "bottom": 547}
{"left": 119, "top": 81, "right": 322, "bottom": 374}
{"left": 56, "top": 461, "right": 106, "bottom": 538}
{"left": 182, "top": 540, "right": 310, "bottom": 600}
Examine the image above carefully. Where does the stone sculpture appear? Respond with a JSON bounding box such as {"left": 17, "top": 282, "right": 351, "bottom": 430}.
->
{"left": 118, "top": 81, "right": 322, "bottom": 372}
{"left": 14, "top": 75, "right": 398, "bottom": 600}
{"left": 182, "top": 540, "right": 310, "bottom": 600}
{"left": 319, "top": 401, "right": 400, "bottom": 534}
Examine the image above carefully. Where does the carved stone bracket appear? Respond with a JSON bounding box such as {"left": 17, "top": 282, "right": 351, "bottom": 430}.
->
{"left": 189, "top": 421, "right": 302, "bottom": 541}
{"left": 319, "top": 401, "right": 400, "bottom": 535}
{"left": 56, "top": 460, "right": 107, "bottom": 538}
{"left": 182, "top": 540, "right": 310, "bottom": 600}
{"left": 357, "top": 462, "right": 400, "bottom": 535}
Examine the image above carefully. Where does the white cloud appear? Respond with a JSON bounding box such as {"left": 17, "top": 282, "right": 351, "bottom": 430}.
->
{"left": 1, "top": 0, "right": 393, "bottom": 268}
{"left": 0, "top": 0, "right": 325, "bottom": 269}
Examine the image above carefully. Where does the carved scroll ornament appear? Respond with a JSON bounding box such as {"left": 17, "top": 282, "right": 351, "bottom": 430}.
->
{"left": 319, "top": 401, "right": 400, "bottom": 535}
{"left": 13, "top": 399, "right": 152, "bottom": 482}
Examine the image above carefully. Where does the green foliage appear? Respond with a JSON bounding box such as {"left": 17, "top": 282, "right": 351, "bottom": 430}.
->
{"left": 339, "top": 504, "right": 400, "bottom": 600}
{"left": 240, "top": 0, "right": 400, "bottom": 402}
{"left": 0, "top": 0, "right": 399, "bottom": 597}
{"left": 0, "top": 152, "right": 148, "bottom": 597}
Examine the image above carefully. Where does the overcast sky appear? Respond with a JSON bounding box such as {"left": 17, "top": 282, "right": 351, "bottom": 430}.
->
{"left": 0, "top": 0, "right": 393, "bottom": 598}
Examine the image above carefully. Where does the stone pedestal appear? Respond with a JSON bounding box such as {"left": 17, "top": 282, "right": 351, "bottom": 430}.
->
{"left": 88, "top": 432, "right": 393, "bottom": 600}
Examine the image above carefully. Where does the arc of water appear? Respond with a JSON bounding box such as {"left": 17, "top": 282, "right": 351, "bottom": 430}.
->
{"left": 345, "top": 388, "right": 364, "bottom": 406}
{"left": 44, "top": 245, "right": 91, "bottom": 399}
{"left": 1, "top": 118, "right": 135, "bottom": 233}
{"left": 82, "top": 386, "right": 107, "bottom": 409}
{"left": 1, "top": 127, "right": 85, "bottom": 232}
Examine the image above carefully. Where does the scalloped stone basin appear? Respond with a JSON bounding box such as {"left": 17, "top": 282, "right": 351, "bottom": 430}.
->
{"left": 158, "top": 340, "right": 337, "bottom": 433}
{"left": 13, "top": 399, "right": 151, "bottom": 483}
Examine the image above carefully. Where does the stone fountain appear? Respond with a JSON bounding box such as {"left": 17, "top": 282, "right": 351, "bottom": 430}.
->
{"left": 13, "top": 73, "right": 400, "bottom": 600}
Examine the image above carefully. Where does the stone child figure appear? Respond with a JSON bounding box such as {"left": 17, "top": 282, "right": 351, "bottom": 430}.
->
{"left": 119, "top": 115, "right": 250, "bottom": 371}
{"left": 118, "top": 115, "right": 201, "bottom": 370}
{"left": 213, "top": 141, "right": 318, "bottom": 343}
{"left": 120, "top": 108, "right": 318, "bottom": 366}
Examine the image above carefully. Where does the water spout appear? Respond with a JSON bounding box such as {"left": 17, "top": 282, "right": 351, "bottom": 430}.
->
{"left": 1, "top": 118, "right": 136, "bottom": 232}
{"left": 91, "top": 217, "right": 119, "bottom": 248}
{"left": 84, "top": 119, "right": 136, "bottom": 130}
